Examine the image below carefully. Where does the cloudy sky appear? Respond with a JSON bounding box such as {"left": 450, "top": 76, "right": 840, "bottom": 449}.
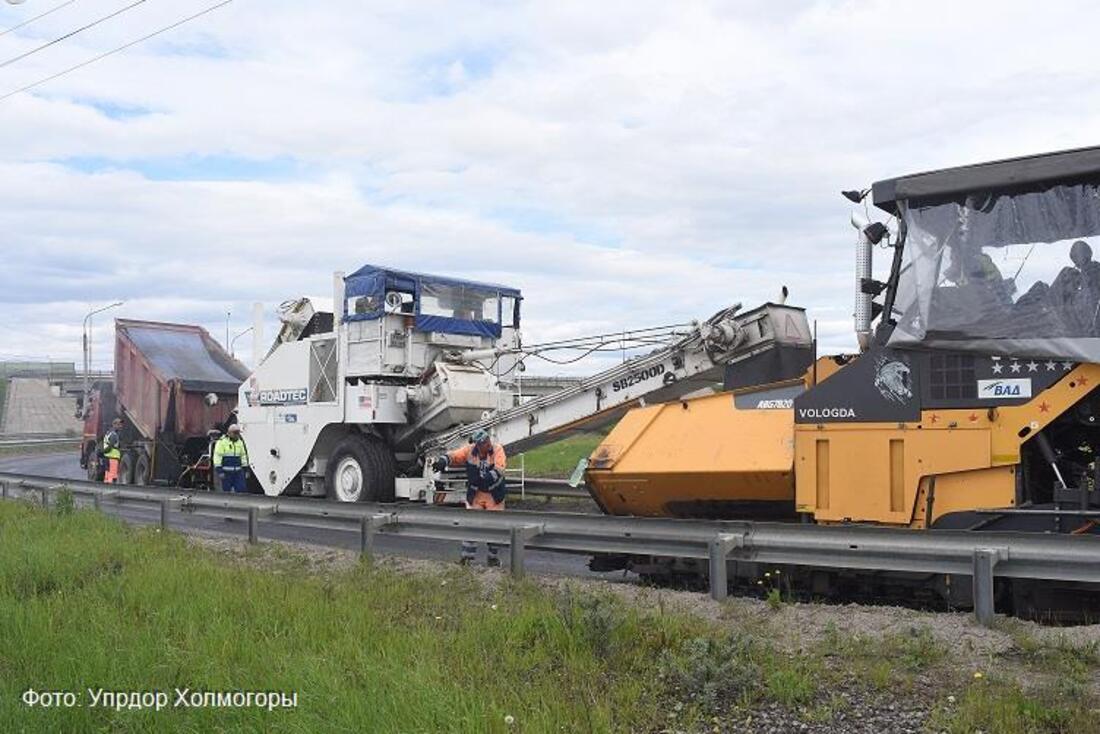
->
{"left": 0, "top": 0, "right": 1098, "bottom": 374}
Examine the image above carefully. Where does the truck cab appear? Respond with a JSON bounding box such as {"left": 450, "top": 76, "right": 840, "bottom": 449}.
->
{"left": 238, "top": 265, "right": 523, "bottom": 501}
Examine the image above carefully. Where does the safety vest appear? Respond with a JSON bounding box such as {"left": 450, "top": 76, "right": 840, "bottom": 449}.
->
{"left": 214, "top": 436, "right": 249, "bottom": 472}
{"left": 102, "top": 430, "right": 121, "bottom": 461}
{"left": 453, "top": 442, "right": 506, "bottom": 472}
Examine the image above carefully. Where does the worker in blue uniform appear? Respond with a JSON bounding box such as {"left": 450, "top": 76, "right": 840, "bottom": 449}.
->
{"left": 213, "top": 424, "right": 249, "bottom": 493}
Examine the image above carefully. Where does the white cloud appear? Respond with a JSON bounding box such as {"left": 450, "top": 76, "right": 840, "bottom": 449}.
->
{"left": 1, "top": 0, "right": 1099, "bottom": 375}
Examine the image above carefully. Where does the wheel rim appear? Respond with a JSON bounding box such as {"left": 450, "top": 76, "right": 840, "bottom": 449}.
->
{"left": 334, "top": 456, "right": 365, "bottom": 502}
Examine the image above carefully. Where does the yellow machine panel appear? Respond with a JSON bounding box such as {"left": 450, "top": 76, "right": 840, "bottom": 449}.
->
{"left": 793, "top": 422, "right": 1010, "bottom": 526}
{"left": 586, "top": 385, "right": 798, "bottom": 518}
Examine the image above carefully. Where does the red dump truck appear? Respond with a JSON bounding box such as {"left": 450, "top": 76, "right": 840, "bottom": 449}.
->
{"left": 80, "top": 319, "right": 249, "bottom": 488}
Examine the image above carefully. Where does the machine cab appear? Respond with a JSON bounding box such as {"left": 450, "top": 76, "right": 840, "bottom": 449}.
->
{"left": 339, "top": 265, "right": 522, "bottom": 379}
{"left": 876, "top": 148, "right": 1100, "bottom": 362}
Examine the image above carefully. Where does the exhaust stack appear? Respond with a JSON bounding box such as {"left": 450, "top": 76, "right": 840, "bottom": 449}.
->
{"left": 852, "top": 212, "right": 874, "bottom": 351}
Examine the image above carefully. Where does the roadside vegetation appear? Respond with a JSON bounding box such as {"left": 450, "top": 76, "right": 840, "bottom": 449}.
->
{"left": 515, "top": 431, "right": 605, "bottom": 477}
{"left": 0, "top": 500, "right": 1097, "bottom": 733}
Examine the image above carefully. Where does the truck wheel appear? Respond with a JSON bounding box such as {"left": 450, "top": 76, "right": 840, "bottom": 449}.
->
{"left": 133, "top": 451, "right": 152, "bottom": 486}
{"left": 84, "top": 442, "right": 99, "bottom": 481}
{"left": 325, "top": 436, "right": 389, "bottom": 502}
{"left": 117, "top": 453, "right": 136, "bottom": 485}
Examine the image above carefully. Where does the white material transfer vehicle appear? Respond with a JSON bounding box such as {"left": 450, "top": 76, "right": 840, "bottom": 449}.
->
{"left": 237, "top": 264, "right": 812, "bottom": 503}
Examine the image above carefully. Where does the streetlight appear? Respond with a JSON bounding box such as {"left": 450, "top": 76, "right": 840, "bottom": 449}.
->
{"left": 230, "top": 326, "right": 253, "bottom": 360}
{"left": 82, "top": 301, "right": 123, "bottom": 418}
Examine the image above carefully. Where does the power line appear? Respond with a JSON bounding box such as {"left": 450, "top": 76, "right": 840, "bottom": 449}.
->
{"left": 0, "top": 0, "right": 147, "bottom": 71}
{"left": 0, "top": 0, "right": 82, "bottom": 38}
{"left": 0, "top": 0, "right": 234, "bottom": 103}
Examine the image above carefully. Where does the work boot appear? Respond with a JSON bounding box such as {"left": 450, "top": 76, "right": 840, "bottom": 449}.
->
{"left": 487, "top": 555, "right": 501, "bottom": 568}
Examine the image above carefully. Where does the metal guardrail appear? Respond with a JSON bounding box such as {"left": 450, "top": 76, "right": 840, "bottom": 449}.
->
{"left": 508, "top": 477, "right": 590, "bottom": 499}
{"left": 0, "top": 434, "right": 81, "bottom": 448}
{"left": 1, "top": 470, "right": 1098, "bottom": 626}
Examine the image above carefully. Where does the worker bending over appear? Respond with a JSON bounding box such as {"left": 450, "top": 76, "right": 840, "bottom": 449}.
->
{"left": 102, "top": 417, "right": 123, "bottom": 483}
{"left": 433, "top": 429, "right": 507, "bottom": 566}
{"left": 214, "top": 424, "right": 249, "bottom": 493}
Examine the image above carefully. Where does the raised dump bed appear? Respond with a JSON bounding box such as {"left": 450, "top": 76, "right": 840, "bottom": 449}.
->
{"left": 81, "top": 319, "right": 249, "bottom": 487}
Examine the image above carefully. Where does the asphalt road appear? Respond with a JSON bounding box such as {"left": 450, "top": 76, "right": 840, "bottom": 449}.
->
{"left": 0, "top": 450, "right": 605, "bottom": 580}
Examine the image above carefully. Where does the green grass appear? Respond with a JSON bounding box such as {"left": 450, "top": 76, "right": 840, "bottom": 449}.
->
{"left": 1, "top": 501, "right": 1098, "bottom": 733}
{"left": 927, "top": 675, "right": 1095, "bottom": 734}
{"left": 515, "top": 432, "right": 606, "bottom": 478}
{"left": 0, "top": 501, "right": 705, "bottom": 732}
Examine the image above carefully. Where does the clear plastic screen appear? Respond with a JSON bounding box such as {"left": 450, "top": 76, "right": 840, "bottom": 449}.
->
{"left": 887, "top": 181, "right": 1100, "bottom": 360}
{"left": 420, "top": 282, "right": 499, "bottom": 323}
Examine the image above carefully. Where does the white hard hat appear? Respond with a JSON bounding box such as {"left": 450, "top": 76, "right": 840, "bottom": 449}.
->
{"left": 227, "top": 424, "right": 241, "bottom": 434}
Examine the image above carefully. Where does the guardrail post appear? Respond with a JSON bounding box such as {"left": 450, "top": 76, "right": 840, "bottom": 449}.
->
{"left": 40, "top": 487, "right": 49, "bottom": 508}
{"left": 509, "top": 524, "right": 545, "bottom": 579}
{"left": 93, "top": 491, "right": 101, "bottom": 511}
{"left": 1, "top": 482, "right": 7, "bottom": 500}
{"left": 360, "top": 513, "right": 397, "bottom": 559}
{"left": 160, "top": 500, "right": 170, "bottom": 530}
{"left": 973, "top": 548, "right": 1007, "bottom": 627}
{"left": 709, "top": 533, "right": 745, "bottom": 601}
{"left": 248, "top": 507, "right": 259, "bottom": 545}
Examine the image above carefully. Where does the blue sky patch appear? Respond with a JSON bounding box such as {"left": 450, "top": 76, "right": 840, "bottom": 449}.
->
{"left": 56, "top": 154, "right": 305, "bottom": 182}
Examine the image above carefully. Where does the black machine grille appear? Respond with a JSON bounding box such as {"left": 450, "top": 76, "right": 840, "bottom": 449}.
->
{"left": 929, "top": 354, "right": 976, "bottom": 400}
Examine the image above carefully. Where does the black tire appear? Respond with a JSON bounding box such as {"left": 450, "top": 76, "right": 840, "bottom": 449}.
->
{"left": 133, "top": 451, "right": 152, "bottom": 486}
{"left": 84, "top": 442, "right": 100, "bottom": 481}
{"left": 117, "top": 452, "right": 136, "bottom": 485}
{"left": 324, "top": 435, "right": 393, "bottom": 502}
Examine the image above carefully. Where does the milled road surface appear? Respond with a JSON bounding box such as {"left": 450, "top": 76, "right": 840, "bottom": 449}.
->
{"left": 1, "top": 378, "right": 84, "bottom": 434}
{"left": 0, "top": 450, "right": 603, "bottom": 579}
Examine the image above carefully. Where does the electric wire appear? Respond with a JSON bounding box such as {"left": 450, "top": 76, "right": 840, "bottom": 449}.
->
{"left": 0, "top": 0, "right": 147, "bottom": 71}
{"left": 0, "top": 0, "right": 234, "bottom": 103}
{"left": 0, "top": 0, "right": 82, "bottom": 38}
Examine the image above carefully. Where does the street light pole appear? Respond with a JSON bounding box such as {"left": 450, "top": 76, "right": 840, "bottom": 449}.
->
{"left": 82, "top": 301, "right": 123, "bottom": 418}
{"left": 230, "top": 326, "right": 253, "bottom": 360}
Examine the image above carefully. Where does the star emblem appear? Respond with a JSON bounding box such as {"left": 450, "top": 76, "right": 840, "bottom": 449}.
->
{"left": 1063, "top": 362, "right": 1073, "bottom": 370}
{"left": 968, "top": 413, "right": 979, "bottom": 422}
{"left": 1039, "top": 402, "right": 1050, "bottom": 413}
{"left": 1026, "top": 361, "right": 1038, "bottom": 372}
{"left": 1045, "top": 361, "right": 1057, "bottom": 371}
{"left": 1010, "top": 362, "right": 1022, "bottom": 373}
{"left": 930, "top": 414, "right": 939, "bottom": 424}
{"left": 1080, "top": 377, "right": 1090, "bottom": 387}
{"left": 991, "top": 363, "right": 1003, "bottom": 374}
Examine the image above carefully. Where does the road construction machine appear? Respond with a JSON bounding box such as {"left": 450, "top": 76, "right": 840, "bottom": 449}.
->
{"left": 236, "top": 264, "right": 813, "bottom": 503}
{"left": 583, "top": 145, "right": 1100, "bottom": 615}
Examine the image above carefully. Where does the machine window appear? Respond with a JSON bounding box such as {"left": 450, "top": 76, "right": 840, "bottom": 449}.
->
{"left": 890, "top": 181, "right": 1100, "bottom": 359}
{"left": 420, "top": 283, "right": 499, "bottom": 323}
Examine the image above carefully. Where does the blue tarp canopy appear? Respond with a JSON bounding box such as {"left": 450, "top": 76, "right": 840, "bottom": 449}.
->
{"left": 343, "top": 264, "right": 522, "bottom": 338}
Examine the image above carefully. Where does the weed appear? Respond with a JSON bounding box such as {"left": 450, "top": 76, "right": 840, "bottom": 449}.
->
{"left": 53, "top": 488, "right": 74, "bottom": 516}
{"left": 659, "top": 634, "right": 762, "bottom": 711}
{"left": 765, "top": 666, "right": 816, "bottom": 707}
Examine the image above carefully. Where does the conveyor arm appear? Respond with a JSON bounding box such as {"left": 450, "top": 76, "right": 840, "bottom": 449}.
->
{"left": 418, "top": 302, "right": 811, "bottom": 458}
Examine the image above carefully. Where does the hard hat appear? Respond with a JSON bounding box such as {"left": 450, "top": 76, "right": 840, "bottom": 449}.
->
{"left": 471, "top": 428, "right": 490, "bottom": 445}
{"left": 227, "top": 424, "right": 241, "bottom": 434}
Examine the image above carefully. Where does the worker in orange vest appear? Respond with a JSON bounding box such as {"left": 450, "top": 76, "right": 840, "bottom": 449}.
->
{"left": 102, "top": 417, "right": 123, "bottom": 483}
{"left": 433, "top": 429, "right": 507, "bottom": 566}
